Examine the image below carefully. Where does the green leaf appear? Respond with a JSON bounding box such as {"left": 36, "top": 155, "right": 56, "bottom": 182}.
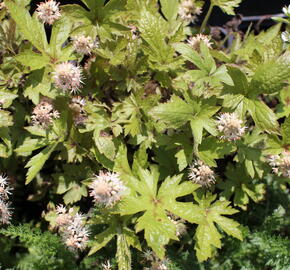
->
{"left": 89, "top": 226, "right": 116, "bottom": 255}
{"left": 25, "top": 143, "right": 58, "bottom": 184}
{"left": 246, "top": 99, "right": 279, "bottom": 134}
{"left": 281, "top": 117, "right": 290, "bottom": 145}
{"left": 212, "top": 0, "right": 242, "bottom": 15}
{"left": 49, "top": 17, "right": 73, "bottom": 58}
{"left": 5, "top": 0, "right": 48, "bottom": 52}
{"left": 173, "top": 43, "right": 209, "bottom": 71}
{"left": 120, "top": 166, "right": 199, "bottom": 258}
{"left": 150, "top": 95, "right": 194, "bottom": 129}
{"left": 193, "top": 193, "right": 242, "bottom": 262}
{"left": 15, "top": 51, "right": 50, "bottom": 71}
{"left": 160, "top": 0, "right": 178, "bottom": 22}
{"left": 0, "top": 110, "right": 13, "bottom": 127}
{"left": 94, "top": 131, "right": 116, "bottom": 161}
{"left": 14, "top": 137, "right": 50, "bottom": 156}
{"left": 116, "top": 232, "right": 131, "bottom": 270}
{"left": 249, "top": 53, "right": 290, "bottom": 95}
{"left": 218, "top": 163, "right": 266, "bottom": 209}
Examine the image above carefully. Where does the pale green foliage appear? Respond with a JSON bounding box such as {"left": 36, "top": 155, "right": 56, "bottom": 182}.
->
{"left": 0, "top": 0, "right": 289, "bottom": 268}
{"left": 211, "top": 0, "right": 242, "bottom": 15}
{"left": 193, "top": 193, "right": 243, "bottom": 261}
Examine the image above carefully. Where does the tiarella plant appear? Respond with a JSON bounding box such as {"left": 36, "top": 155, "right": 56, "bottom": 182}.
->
{"left": 0, "top": 0, "right": 289, "bottom": 269}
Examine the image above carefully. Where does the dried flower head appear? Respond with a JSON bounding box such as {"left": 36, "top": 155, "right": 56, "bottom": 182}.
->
{"left": 187, "top": 34, "right": 213, "bottom": 51}
{"left": 31, "top": 99, "right": 60, "bottom": 128}
{"left": 69, "top": 96, "right": 87, "bottom": 125}
{"left": 178, "top": 0, "right": 202, "bottom": 23}
{"left": 217, "top": 113, "right": 246, "bottom": 141}
{"left": 53, "top": 62, "right": 83, "bottom": 93}
{"left": 188, "top": 160, "right": 216, "bottom": 187}
{"left": 89, "top": 171, "right": 126, "bottom": 207}
{"left": 55, "top": 205, "right": 89, "bottom": 251}
{"left": 36, "top": 0, "right": 61, "bottom": 25}
{"left": 268, "top": 151, "right": 290, "bottom": 178}
{"left": 72, "top": 35, "right": 95, "bottom": 55}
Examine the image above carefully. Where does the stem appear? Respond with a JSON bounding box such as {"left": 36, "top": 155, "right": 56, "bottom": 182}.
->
{"left": 200, "top": 4, "right": 214, "bottom": 33}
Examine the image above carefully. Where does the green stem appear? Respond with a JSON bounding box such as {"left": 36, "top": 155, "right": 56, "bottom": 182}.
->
{"left": 200, "top": 4, "right": 214, "bottom": 33}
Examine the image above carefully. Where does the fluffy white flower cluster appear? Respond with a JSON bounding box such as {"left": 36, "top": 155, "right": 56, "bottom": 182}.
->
{"left": 36, "top": 0, "right": 61, "bottom": 25}
{"left": 31, "top": 98, "right": 60, "bottom": 128}
{"left": 53, "top": 62, "right": 83, "bottom": 93}
{"left": 217, "top": 113, "right": 246, "bottom": 141}
{"left": 187, "top": 34, "right": 213, "bottom": 51}
{"left": 89, "top": 171, "right": 126, "bottom": 207}
{"left": 268, "top": 151, "right": 290, "bottom": 178}
{"left": 55, "top": 205, "right": 89, "bottom": 251}
{"left": 0, "top": 174, "right": 13, "bottom": 224}
{"left": 72, "top": 35, "right": 95, "bottom": 55}
{"left": 69, "top": 96, "right": 87, "bottom": 125}
{"left": 188, "top": 160, "right": 216, "bottom": 187}
{"left": 178, "top": 0, "right": 202, "bottom": 23}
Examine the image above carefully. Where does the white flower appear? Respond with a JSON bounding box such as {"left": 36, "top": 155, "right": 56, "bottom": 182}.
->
{"left": 72, "top": 35, "right": 95, "bottom": 55}
{"left": 188, "top": 160, "right": 216, "bottom": 187}
{"left": 217, "top": 113, "right": 246, "bottom": 141}
{"left": 281, "top": 31, "right": 290, "bottom": 43}
{"left": 0, "top": 174, "right": 8, "bottom": 187}
{"left": 55, "top": 205, "right": 89, "bottom": 251}
{"left": 102, "top": 260, "right": 113, "bottom": 270}
{"left": 268, "top": 151, "right": 290, "bottom": 178}
{"left": 187, "top": 34, "right": 213, "bottom": 51}
{"left": 282, "top": 5, "right": 290, "bottom": 17}
{"left": 31, "top": 98, "right": 60, "bottom": 128}
{"left": 0, "top": 174, "right": 12, "bottom": 200}
{"left": 69, "top": 96, "right": 87, "bottom": 125}
{"left": 64, "top": 226, "right": 89, "bottom": 251}
{"left": 178, "top": 0, "right": 202, "bottom": 23}
{"left": 89, "top": 171, "right": 126, "bottom": 207}
{"left": 36, "top": 0, "right": 61, "bottom": 25}
{"left": 53, "top": 62, "right": 83, "bottom": 93}
{"left": 0, "top": 174, "right": 12, "bottom": 224}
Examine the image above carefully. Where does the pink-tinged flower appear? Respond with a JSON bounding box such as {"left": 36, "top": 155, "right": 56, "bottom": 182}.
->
{"left": 53, "top": 62, "right": 83, "bottom": 94}
{"left": 36, "top": 0, "right": 61, "bottom": 25}
{"left": 31, "top": 99, "right": 60, "bottom": 129}
{"left": 72, "top": 35, "right": 95, "bottom": 55}
{"left": 188, "top": 160, "right": 216, "bottom": 187}
{"left": 0, "top": 200, "right": 12, "bottom": 224}
{"left": 178, "top": 0, "right": 202, "bottom": 23}
{"left": 217, "top": 113, "right": 246, "bottom": 141}
{"left": 187, "top": 34, "right": 213, "bottom": 51}
{"left": 55, "top": 205, "right": 89, "bottom": 251}
{"left": 89, "top": 171, "right": 126, "bottom": 207}
{"left": 268, "top": 151, "right": 290, "bottom": 178}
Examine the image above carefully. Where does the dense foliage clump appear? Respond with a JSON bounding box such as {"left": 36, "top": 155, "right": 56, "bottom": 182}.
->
{"left": 0, "top": 0, "right": 289, "bottom": 269}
